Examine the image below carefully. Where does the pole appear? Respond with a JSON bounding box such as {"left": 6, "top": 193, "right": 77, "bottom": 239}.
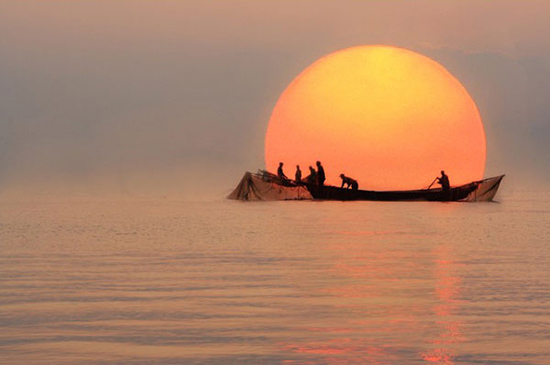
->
{"left": 426, "top": 177, "right": 438, "bottom": 190}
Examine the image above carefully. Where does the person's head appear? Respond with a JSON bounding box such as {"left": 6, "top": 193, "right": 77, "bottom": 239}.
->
{"left": 279, "top": 162, "right": 283, "bottom": 167}
{"left": 309, "top": 166, "right": 314, "bottom": 171}
{"left": 316, "top": 161, "right": 321, "bottom": 166}
{"left": 296, "top": 165, "right": 300, "bottom": 169}
{"left": 340, "top": 173, "right": 345, "bottom": 178}
{"left": 441, "top": 170, "right": 445, "bottom": 175}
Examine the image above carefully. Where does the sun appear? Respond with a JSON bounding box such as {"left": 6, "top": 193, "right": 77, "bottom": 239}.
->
{"left": 265, "top": 45, "right": 486, "bottom": 190}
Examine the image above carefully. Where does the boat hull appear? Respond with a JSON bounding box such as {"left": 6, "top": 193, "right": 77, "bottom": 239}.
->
{"left": 306, "top": 175, "right": 504, "bottom": 202}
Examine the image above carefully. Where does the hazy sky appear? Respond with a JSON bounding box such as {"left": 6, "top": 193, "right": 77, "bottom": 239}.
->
{"left": 1, "top": 1, "right": 549, "bottom": 196}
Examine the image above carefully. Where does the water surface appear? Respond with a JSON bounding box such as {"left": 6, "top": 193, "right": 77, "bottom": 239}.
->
{"left": 1, "top": 193, "right": 549, "bottom": 364}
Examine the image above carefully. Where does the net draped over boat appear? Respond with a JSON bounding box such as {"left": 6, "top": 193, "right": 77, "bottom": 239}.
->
{"left": 462, "top": 175, "right": 505, "bottom": 202}
{"left": 227, "top": 171, "right": 312, "bottom": 201}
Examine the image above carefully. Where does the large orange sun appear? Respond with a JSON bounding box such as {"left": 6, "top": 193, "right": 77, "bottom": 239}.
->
{"left": 265, "top": 45, "right": 486, "bottom": 190}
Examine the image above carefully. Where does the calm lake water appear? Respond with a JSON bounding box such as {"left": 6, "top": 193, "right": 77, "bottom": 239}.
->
{"left": 1, "top": 192, "right": 549, "bottom": 364}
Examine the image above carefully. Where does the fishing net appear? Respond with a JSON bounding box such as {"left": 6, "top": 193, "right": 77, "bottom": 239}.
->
{"left": 461, "top": 175, "right": 505, "bottom": 202}
{"left": 227, "top": 170, "right": 312, "bottom": 201}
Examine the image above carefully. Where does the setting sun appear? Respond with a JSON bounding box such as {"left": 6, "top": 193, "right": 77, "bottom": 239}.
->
{"left": 265, "top": 45, "right": 486, "bottom": 190}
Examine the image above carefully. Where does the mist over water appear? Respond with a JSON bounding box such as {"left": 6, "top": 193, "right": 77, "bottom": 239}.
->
{"left": 2, "top": 193, "right": 549, "bottom": 364}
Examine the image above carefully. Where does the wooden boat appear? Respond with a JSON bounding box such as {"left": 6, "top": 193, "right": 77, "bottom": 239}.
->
{"left": 228, "top": 170, "right": 504, "bottom": 202}
{"left": 306, "top": 175, "right": 505, "bottom": 202}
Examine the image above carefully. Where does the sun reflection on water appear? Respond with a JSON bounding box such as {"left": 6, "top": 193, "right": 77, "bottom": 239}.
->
{"left": 421, "top": 245, "right": 465, "bottom": 364}
{"left": 280, "top": 228, "right": 469, "bottom": 364}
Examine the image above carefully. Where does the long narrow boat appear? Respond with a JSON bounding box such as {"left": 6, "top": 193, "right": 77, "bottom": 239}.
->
{"left": 228, "top": 171, "right": 504, "bottom": 202}
{"left": 306, "top": 175, "right": 505, "bottom": 202}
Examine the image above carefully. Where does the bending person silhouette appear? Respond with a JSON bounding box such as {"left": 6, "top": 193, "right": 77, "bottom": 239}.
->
{"left": 305, "top": 166, "right": 317, "bottom": 184}
{"left": 340, "top": 174, "right": 358, "bottom": 190}
{"left": 437, "top": 170, "right": 450, "bottom": 191}
{"left": 277, "top": 162, "right": 288, "bottom": 180}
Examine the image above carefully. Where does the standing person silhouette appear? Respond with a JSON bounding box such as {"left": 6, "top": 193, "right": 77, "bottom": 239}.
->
{"left": 316, "top": 161, "right": 325, "bottom": 186}
{"left": 437, "top": 170, "right": 450, "bottom": 191}
{"left": 295, "top": 165, "right": 302, "bottom": 183}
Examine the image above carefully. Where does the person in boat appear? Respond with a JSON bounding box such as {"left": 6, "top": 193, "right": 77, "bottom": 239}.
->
{"left": 295, "top": 165, "right": 302, "bottom": 183}
{"left": 340, "top": 174, "right": 358, "bottom": 190}
{"left": 437, "top": 170, "right": 450, "bottom": 191}
{"left": 277, "top": 162, "right": 288, "bottom": 180}
{"left": 316, "top": 161, "right": 326, "bottom": 186}
{"left": 305, "top": 166, "right": 317, "bottom": 184}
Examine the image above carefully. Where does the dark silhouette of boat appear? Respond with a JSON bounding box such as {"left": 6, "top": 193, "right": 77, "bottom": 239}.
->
{"left": 306, "top": 175, "right": 505, "bottom": 202}
{"left": 228, "top": 171, "right": 504, "bottom": 202}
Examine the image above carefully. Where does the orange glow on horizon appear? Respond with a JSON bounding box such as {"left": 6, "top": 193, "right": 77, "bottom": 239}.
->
{"left": 265, "top": 45, "right": 486, "bottom": 190}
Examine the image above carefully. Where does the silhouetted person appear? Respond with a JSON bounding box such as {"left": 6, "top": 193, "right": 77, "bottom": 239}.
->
{"left": 277, "top": 162, "right": 288, "bottom": 180}
{"left": 437, "top": 170, "right": 450, "bottom": 191}
{"left": 340, "top": 174, "right": 358, "bottom": 190}
{"left": 295, "top": 165, "right": 302, "bottom": 183}
{"left": 306, "top": 166, "right": 317, "bottom": 184}
{"left": 316, "top": 161, "right": 325, "bottom": 186}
